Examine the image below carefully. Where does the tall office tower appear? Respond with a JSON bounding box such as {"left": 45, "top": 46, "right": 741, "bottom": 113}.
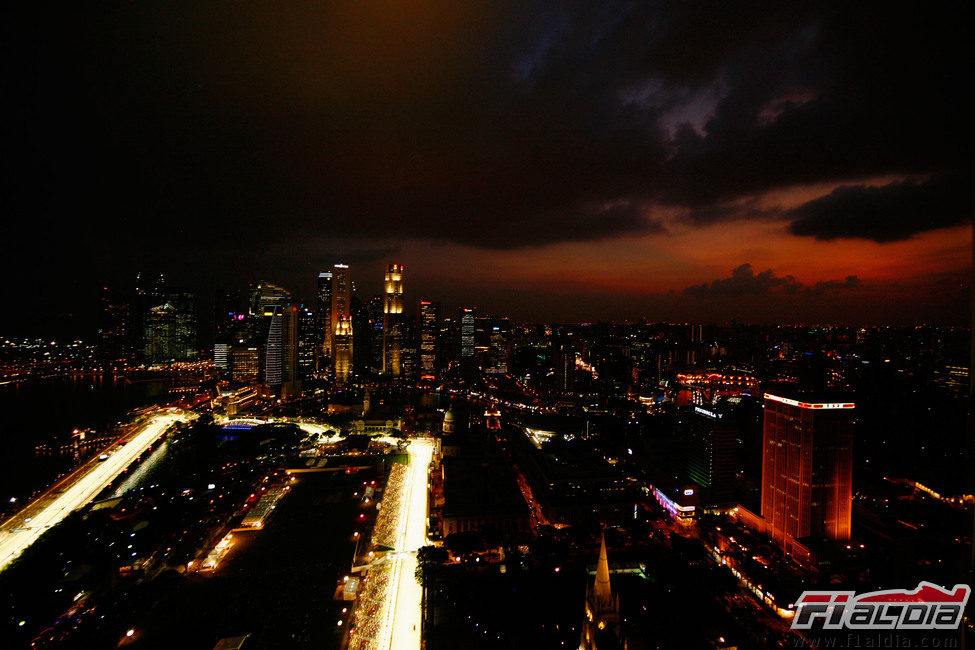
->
{"left": 296, "top": 305, "right": 317, "bottom": 380}
{"left": 264, "top": 310, "right": 283, "bottom": 387}
{"left": 231, "top": 345, "right": 260, "bottom": 383}
{"left": 214, "top": 343, "right": 231, "bottom": 371}
{"left": 555, "top": 339, "right": 575, "bottom": 393}
{"left": 459, "top": 308, "right": 476, "bottom": 361}
{"left": 97, "top": 286, "right": 130, "bottom": 360}
{"left": 418, "top": 300, "right": 440, "bottom": 378}
{"left": 214, "top": 288, "right": 247, "bottom": 342}
{"left": 761, "top": 391, "right": 855, "bottom": 554}
{"left": 488, "top": 318, "right": 509, "bottom": 371}
{"left": 144, "top": 291, "right": 198, "bottom": 364}
{"left": 351, "top": 295, "right": 371, "bottom": 375}
{"left": 330, "top": 264, "right": 351, "bottom": 352}
{"left": 333, "top": 315, "right": 354, "bottom": 385}
{"left": 382, "top": 264, "right": 405, "bottom": 375}
{"left": 316, "top": 271, "right": 333, "bottom": 356}
{"left": 367, "top": 295, "right": 384, "bottom": 372}
{"left": 249, "top": 281, "right": 292, "bottom": 317}
{"left": 686, "top": 405, "right": 737, "bottom": 504}
{"left": 132, "top": 272, "right": 166, "bottom": 360}
{"left": 264, "top": 306, "right": 301, "bottom": 396}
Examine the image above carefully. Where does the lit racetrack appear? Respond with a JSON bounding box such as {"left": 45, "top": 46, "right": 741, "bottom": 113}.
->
{"left": 0, "top": 410, "right": 189, "bottom": 572}
{"left": 350, "top": 437, "right": 434, "bottom": 650}
{"left": 383, "top": 438, "right": 434, "bottom": 650}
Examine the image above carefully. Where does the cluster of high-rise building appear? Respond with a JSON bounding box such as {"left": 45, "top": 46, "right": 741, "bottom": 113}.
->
{"left": 97, "top": 273, "right": 198, "bottom": 364}
{"left": 207, "top": 263, "right": 506, "bottom": 396}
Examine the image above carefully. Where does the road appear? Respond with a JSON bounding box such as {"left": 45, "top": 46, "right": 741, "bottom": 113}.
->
{"left": 0, "top": 410, "right": 188, "bottom": 572}
{"left": 379, "top": 438, "right": 434, "bottom": 650}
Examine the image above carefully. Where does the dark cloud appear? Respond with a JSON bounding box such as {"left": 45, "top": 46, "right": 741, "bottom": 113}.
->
{"left": 0, "top": 1, "right": 970, "bottom": 331}
{"left": 684, "top": 264, "right": 861, "bottom": 297}
{"left": 4, "top": 2, "right": 970, "bottom": 257}
{"left": 787, "top": 174, "right": 971, "bottom": 242}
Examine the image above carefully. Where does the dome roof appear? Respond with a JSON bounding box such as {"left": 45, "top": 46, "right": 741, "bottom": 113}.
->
{"left": 443, "top": 409, "right": 455, "bottom": 422}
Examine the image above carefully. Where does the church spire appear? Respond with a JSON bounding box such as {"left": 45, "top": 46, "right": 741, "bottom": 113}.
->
{"left": 594, "top": 531, "right": 614, "bottom": 613}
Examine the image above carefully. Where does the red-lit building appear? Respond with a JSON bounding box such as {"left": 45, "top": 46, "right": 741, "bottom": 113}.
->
{"left": 760, "top": 392, "right": 854, "bottom": 557}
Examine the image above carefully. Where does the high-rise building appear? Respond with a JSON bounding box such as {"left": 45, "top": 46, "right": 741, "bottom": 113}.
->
{"left": 249, "top": 281, "right": 292, "bottom": 317}
{"left": 418, "top": 300, "right": 440, "bottom": 378}
{"left": 382, "top": 264, "right": 405, "bottom": 376}
{"left": 351, "top": 295, "right": 371, "bottom": 375}
{"left": 214, "top": 288, "right": 247, "bottom": 342}
{"left": 367, "top": 295, "right": 384, "bottom": 372}
{"left": 144, "top": 291, "right": 198, "bottom": 364}
{"left": 334, "top": 315, "right": 354, "bottom": 385}
{"left": 459, "top": 308, "right": 476, "bottom": 361}
{"left": 760, "top": 391, "right": 854, "bottom": 555}
{"left": 264, "top": 306, "right": 301, "bottom": 396}
{"left": 97, "top": 286, "right": 130, "bottom": 360}
{"left": 487, "top": 318, "right": 509, "bottom": 372}
{"left": 231, "top": 345, "right": 260, "bottom": 383}
{"left": 330, "top": 264, "right": 351, "bottom": 351}
{"left": 686, "top": 405, "right": 736, "bottom": 504}
{"left": 264, "top": 310, "right": 283, "bottom": 387}
{"left": 296, "top": 304, "right": 317, "bottom": 380}
{"left": 555, "top": 339, "right": 575, "bottom": 393}
{"left": 214, "top": 342, "right": 231, "bottom": 371}
{"left": 317, "top": 271, "right": 333, "bottom": 357}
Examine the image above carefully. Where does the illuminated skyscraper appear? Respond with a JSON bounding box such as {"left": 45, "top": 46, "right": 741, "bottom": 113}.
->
{"left": 333, "top": 315, "right": 354, "bottom": 385}
{"left": 330, "top": 264, "right": 351, "bottom": 357}
{"left": 382, "top": 264, "right": 405, "bottom": 376}
{"left": 555, "top": 339, "right": 575, "bottom": 393}
{"left": 249, "top": 281, "right": 291, "bottom": 317}
{"left": 296, "top": 304, "right": 317, "bottom": 380}
{"left": 419, "top": 300, "right": 440, "bottom": 377}
{"left": 144, "top": 291, "right": 197, "bottom": 364}
{"left": 459, "top": 308, "right": 476, "bottom": 361}
{"left": 686, "top": 405, "right": 736, "bottom": 504}
{"left": 264, "top": 311, "right": 283, "bottom": 387}
{"left": 263, "top": 305, "right": 301, "bottom": 397}
{"left": 231, "top": 345, "right": 260, "bottom": 383}
{"left": 317, "top": 271, "right": 333, "bottom": 356}
{"left": 761, "top": 392, "right": 854, "bottom": 555}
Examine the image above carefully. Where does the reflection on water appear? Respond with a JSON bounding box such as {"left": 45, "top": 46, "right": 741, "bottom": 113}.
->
{"left": 0, "top": 374, "right": 171, "bottom": 504}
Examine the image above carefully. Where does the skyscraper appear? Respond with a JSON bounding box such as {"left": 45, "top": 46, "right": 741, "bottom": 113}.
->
{"left": 97, "top": 286, "right": 129, "bottom": 360}
{"left": 263, "top": 306, "right": 301, "bottom": 396}
{"left": 144, "top": 291, "right": 197, "bottom": 364}
{"left": 382, "top": 264, "right": 405, "bottom": 376}
{"left": 249, "top": 281, "right": 291, "bottom": 317}
{"left": 686, "top": 405, "right": 736, "bottom": 504}
{"left": 264, "top": 310, "right": 283, "bottom": 387}
{"left": 459, "top": 308, "right": 476, "bottom": 361}
{"left": 296, "top": 304, "right": 317, "bottom": 380}
{"left": 330, "top": 264, "right": 351, "bottom": 346}
{"left": 333, "top": 314, "right": 354, "bottom": 385}
{"left": 555, "top": 338, "right": 575, "bottom": 393}
{"left": 367, "top": 295, "right": 384, "bottom": 372}
{"left": 317, "top": 271, "right": 333, "bottom": 357}
{"left": 419, "top": 300, "right": 440, "bottom": 378}
{"left": 760, "top": 391, "right": 855, "bottom": 556}
{"left": 331, "top": 264, "right": 352, "bottom": 380}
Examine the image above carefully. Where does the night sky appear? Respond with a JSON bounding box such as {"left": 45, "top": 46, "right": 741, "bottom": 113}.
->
{"left": 2, "top": 2, "right": 972, "bottom": 335}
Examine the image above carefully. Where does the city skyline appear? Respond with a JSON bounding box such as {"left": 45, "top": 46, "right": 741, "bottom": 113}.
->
{"left": 2, "top": 2, "right": 971, "bottom": 335}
